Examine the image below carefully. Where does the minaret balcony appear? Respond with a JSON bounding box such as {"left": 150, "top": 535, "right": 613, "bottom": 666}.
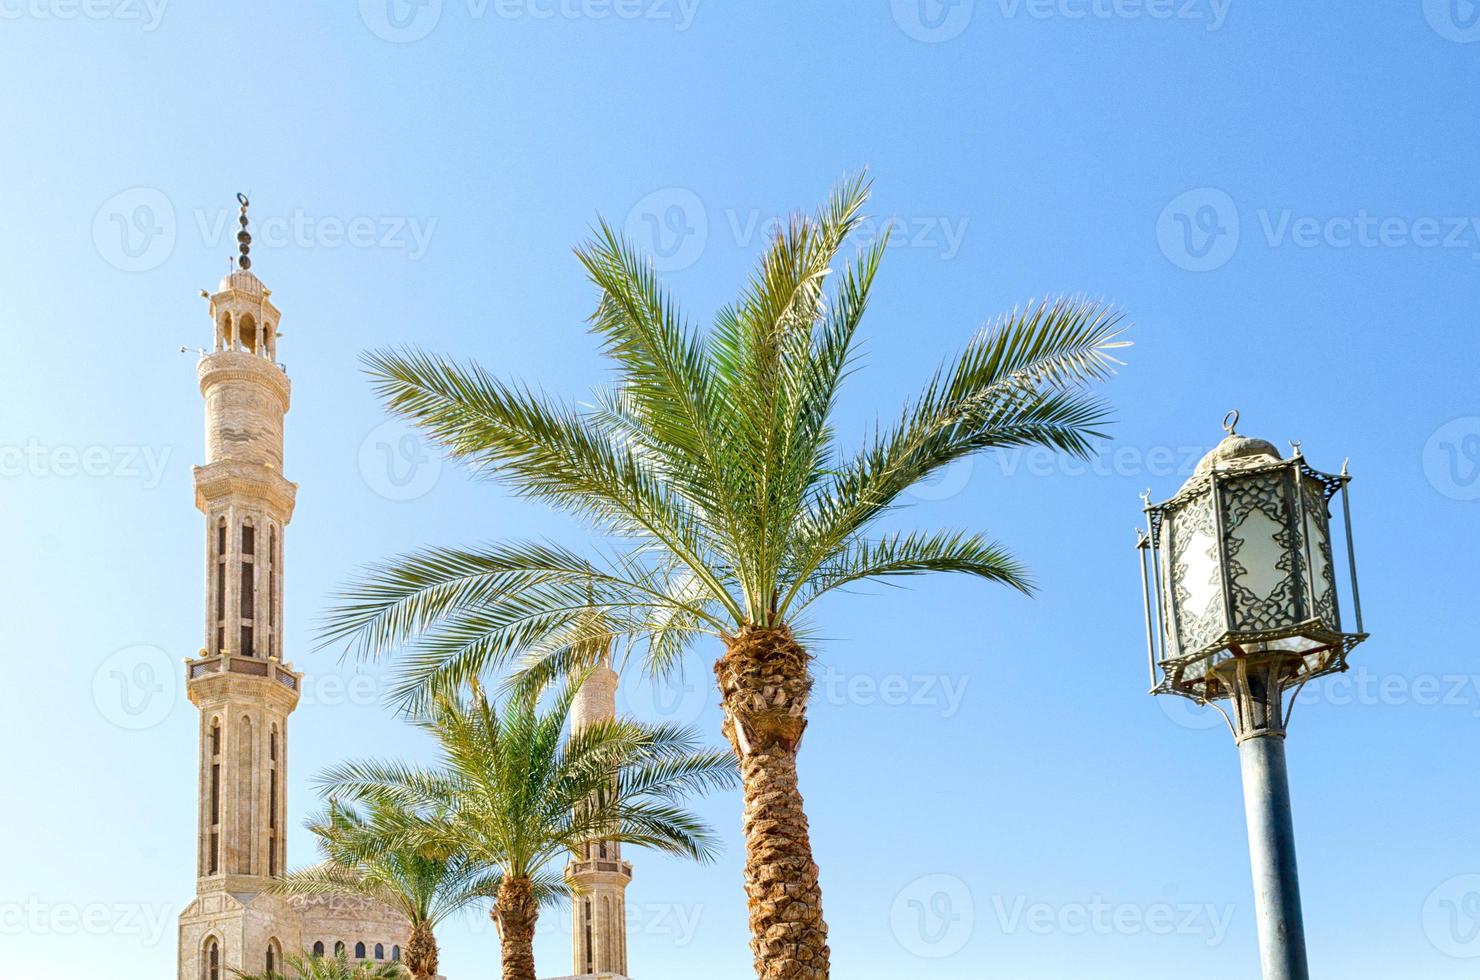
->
{"left": 185, "top": 651, "right": 302, "bottom": 709}
{"left": 565, "top": 856, "right": 633, "bottom": 885}
{"left": 192, "top": 460, "right": 297, "bottom": 517}
{"left": 198, "top": 347, "right": 291, "bottom": 397}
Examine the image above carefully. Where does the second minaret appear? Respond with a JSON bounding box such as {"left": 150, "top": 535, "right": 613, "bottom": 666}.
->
{"left": 567, "top": 650, "right": 633, "bottom": 978}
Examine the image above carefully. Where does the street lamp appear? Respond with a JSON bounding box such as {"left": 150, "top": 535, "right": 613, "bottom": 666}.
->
{"left": 1136, "top": 411, "right": 1368, "bottom": 980}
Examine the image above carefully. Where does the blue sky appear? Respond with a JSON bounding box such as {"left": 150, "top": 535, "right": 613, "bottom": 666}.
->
{"left": 3, "top": 2, "right": 1479, "bottom": 978}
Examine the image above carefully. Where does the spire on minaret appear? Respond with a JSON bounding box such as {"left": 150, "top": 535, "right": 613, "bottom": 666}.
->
{"left": 236, "top": 193, "right": 253, "bottom": 271}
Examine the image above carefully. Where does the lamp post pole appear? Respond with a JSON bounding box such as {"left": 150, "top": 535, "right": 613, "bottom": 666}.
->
{"left": 1238, "top": 729, "right": 1307, "bottom": 980}
{"left": 1218, "top": 658, "right": 1310, "bottom": 980}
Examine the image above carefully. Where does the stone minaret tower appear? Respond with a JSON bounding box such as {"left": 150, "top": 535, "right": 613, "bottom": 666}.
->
{"left": 566, "top": 649, "right": 633, "bottom": 978}
{"left": 178, "top": 196, "right": 303, "bottom": 979}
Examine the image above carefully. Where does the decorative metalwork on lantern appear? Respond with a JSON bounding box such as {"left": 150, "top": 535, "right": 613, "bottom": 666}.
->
{"left": 1137, "top": 412, "right": 1367, "bottom": 737}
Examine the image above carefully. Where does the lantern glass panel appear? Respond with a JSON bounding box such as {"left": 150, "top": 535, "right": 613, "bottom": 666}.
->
{"left": 1221, "top": 471, "right": 1299, "bottom": 633}
{"left": 1301, "top": 477, "right": 1337, "bottom": 626}
{"left": 1167, "top": 490, "right": 1224, "bottom": 656}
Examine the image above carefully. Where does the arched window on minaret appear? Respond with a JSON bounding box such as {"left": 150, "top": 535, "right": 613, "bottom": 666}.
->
{"left": 374, "top": 943, "right": 385, "bottom": 960}
{"left": 239, "top": 519, "right": 256, "bottom": 657}
{"left": 214, "top": 517, "right": 227, "bottom": 655}
{"left": 266, "top": 525, "right": 278, "bottom": 659}
{"left": 391, "top": 945, "right": 401, "bottom": 962}
{"left": 334, "top": 941, "right": 346, "bottom": 957}
{"left": 602, "top": 896, "right": 614, "bottom": 971}
{"left": 203, "top": 937, "right": 220, "bottom": 980}
{"left": 312, "top": 941, "right": 325, "bottom": 958}
{"left": 268, "top": 723, "right": 279, "bottom": 876}
{"left": 582, "top": 897, "right": 594, "bottom": 974}
{"left": 208, "top": 717, "right": 221, "bottom": 875}
{"left": 234, "top": 714, "right": 254, "bottom": 874}
{"left": 265, "top": 939, "right": 280, "bottom": 974}
{"left": 217, "top": 312, "right": 231, "bottom": 352}
{"left": 355, "top": 942, "right": 366, "bottom": 960}
{"left": 239, "top": 313, "right": 258, "bottom": 354}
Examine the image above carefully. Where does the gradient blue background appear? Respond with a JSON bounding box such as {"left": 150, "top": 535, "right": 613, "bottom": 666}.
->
{"left": 3, "top": 2, "right": 1479, "bottom": 978}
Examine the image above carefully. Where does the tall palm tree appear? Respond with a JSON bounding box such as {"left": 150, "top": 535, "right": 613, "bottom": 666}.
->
{"left": 233, "top": 950, "right": 409, "bottom": 979}
{"left": 321, "top": 174, "right": 1128, "bottom": 979}
{"left": 270, "top": 799, "right": 497, "bottom": 980}
{"left": 316, "top": 678, "right": 736, "bottom": 980}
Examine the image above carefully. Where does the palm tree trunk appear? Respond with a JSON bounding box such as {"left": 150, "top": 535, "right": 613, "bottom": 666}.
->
{"left": 494, "top": 875, "right": 539, "bottom": 980}
{"left": 715, "top": 625, "right": 830, "bottom": 980}
{"left": 404, "top": 920, "right": 439, "bottom": 980}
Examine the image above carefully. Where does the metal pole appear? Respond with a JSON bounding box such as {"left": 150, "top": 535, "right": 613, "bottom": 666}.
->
{"left": 1237, "top": 733, "right": 1310, "bottom": 980}
{"left": 1137, "top": 533, "right": 1158, "bottom": 690}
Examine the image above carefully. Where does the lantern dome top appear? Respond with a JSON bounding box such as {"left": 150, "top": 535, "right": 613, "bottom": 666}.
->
{"left": 217, "top": 268, "right": 265, "bottom": 295}
{"left": 1193, "top": 432, "right": 1282, "bottom": 475}
{"left": 1177, "top": 412, "right": 1283, "bottom": 494}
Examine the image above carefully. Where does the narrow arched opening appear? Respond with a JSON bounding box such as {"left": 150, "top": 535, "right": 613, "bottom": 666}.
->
{"left": 238, "top": 312, "right": 258, "bottom": 353}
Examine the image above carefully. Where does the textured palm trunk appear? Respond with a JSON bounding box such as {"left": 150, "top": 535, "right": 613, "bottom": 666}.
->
{"left": 494, "top": 875, "right": 540, "bottom": 980}
{"left": 715, "top": 624, "right": 830, "bottom": 980}
{"left": 404, "top": 920, "right": 439, "bottom": 980}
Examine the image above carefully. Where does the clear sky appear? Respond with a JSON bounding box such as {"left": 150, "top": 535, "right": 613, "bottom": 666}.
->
{"left": 3, "top": 3, "right": 1479, "bottom": 979}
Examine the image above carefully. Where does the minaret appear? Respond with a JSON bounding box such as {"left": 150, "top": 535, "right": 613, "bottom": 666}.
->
{"left": 566, "top": 649, "right": 633, "bottom": 978}
{"left": 179, "top": 196, "right": 302, "bottom": 978}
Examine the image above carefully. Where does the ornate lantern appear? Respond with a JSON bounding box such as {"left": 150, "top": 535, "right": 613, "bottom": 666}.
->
{"left": 1137, "top": 411, "right": 1367, "bottom": 738}
{"left": 1135, "top": 412, "right": 1370, "bottom": 980}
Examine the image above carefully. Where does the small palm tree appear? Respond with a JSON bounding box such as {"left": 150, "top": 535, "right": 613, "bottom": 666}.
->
{"left": 317, "top": 678, "right": 736, "bottom": 980}
{"left": 233, "top": 950, "right": 410, "bottom": 979}
{"left": 322, "top": 173, "right": 1127, "bottom": 978}
{"left": 270, "top": 800, "right": 498, "bottom": 980}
